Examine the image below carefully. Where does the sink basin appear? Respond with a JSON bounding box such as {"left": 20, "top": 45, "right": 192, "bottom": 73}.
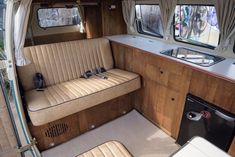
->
{"left": 160, "top": 47, "right": 225, "bottom": 67}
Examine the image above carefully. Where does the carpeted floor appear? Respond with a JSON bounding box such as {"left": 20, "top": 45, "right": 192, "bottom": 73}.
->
{"left": 42, "top": 110, "right": 180, "bottom": 157}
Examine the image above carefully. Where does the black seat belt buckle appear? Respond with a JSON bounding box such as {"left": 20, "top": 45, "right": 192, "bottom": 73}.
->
{"left": 80, "top": 70, "right": 93, "bottom": 79}
{"left": 95, "top": 67, "right": 108, "bottom": 79}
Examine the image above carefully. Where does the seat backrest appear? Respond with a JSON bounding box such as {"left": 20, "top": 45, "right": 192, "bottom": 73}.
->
{"left": 17, "top": 38, "right": 114, "bottom": 91}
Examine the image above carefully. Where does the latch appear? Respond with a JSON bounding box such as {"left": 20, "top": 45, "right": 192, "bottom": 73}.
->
{"left": 16, "top": 138, "right": 37, "bottom": 152}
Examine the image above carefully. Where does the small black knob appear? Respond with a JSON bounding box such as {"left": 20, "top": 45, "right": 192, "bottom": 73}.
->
{"left": 160, "top": 70, "right": 163, "bottom": 74}
{"left": 188, "top": 112, "right": 196, "bottom": 118}
{"left": 171, "top": 98, "right": 175, "bottom": 101}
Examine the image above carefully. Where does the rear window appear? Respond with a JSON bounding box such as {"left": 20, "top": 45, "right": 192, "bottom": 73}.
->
{"left": 37, "top": 7, "right": 80, "bottom": 28}
{"left": 174, "top": 5, "right": 220, "bottom": 49}
{"left": 135, "top": 5, "right": 164, "bottom": 38}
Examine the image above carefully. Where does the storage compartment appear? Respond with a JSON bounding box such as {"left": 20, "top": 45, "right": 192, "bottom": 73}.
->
{"left": 177, "top": 94, "right": 235, "bottom": 151}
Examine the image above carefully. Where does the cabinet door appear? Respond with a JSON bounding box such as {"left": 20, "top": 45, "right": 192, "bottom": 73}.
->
{"left": 0, "top": 83, "right": 21, "bottom": 157}
{"left": 142, "top": 80, "right": 181, "bottom": 137}
{"left": 146, "top": 63, "right": 169, "bottom": 86}
{"left": 161, "top": 86, "right": 180, "bottom": 135}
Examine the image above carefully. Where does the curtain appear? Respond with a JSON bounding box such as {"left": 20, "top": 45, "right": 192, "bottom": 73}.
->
{"left": 14, "top": 0, "right": 32, "bottom": 66}
{"left": 78, "top": 6, "right": 85, "bottom": 33}
{"left": 215, "top": 0, "right": 235, "bottom": 51}
{"left": 122, "top": 0, "right": 136, "bottom": 33}
{"left": 159, "top": 0, "right": 177, "bottom": 39}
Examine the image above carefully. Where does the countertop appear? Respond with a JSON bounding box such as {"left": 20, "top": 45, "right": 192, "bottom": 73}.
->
{"left": 171, "top": 137, "right": 231, "bottom": 157}
{"left": 107, "top": 35, "right": 235, "bottom": 83}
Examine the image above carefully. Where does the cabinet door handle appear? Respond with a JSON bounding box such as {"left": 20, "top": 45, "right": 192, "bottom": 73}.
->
{"left": 171, "top": 98, "right": 175, "bottom": 101}
{"left": 160, "top": 70, "right": 164, "bottom": 74}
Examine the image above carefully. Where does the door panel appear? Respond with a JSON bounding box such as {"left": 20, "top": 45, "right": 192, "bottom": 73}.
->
{"left": 0, "top": 83, "right": 20, "bottom": 157}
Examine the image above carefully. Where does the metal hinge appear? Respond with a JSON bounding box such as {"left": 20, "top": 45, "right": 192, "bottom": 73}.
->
{"left": 16, "top": 138, "right": 37, "bottom": 153}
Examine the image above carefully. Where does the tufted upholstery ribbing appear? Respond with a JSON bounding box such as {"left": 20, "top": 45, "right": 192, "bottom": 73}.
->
{"left": 18, "top": 38, "right": 113, "bottom": 91}
{"left": 76, "top": 141, "right": 132, "bottom": 157}
{"left": 17, "top": 38, "right": 141, "bottom": 126}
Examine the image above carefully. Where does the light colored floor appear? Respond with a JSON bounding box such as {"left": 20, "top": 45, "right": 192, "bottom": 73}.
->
{"left": 42, "top": 110, "right": 180, "bottom": 157}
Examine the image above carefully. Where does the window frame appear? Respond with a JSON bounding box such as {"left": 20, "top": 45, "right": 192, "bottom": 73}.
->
{"left": 37, "top": 7, "right": 80, "bottom": 29}
{"left": 0, "top": 2, "right": 6, "bottom": 57}
{"left": 233, "top": 41, "right": 235, "bottom": 54}
{"left": 135, "top": 4, "right": 164, "bottom": 39}
{"left": 173, "top": 4, "right": 220, "bottom": 50}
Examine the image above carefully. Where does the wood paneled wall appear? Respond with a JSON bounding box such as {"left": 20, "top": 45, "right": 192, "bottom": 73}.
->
{"left": 111, "top": 41, "right": 235, "bottom": 155}
{"left": 85, "top": 5, "right": 102, "bottom": 39}
{"left": 229, "top": 139, "right": 235, "bottom": 157}
{"left": 25, "top": 32, "right": 86, "bottom": 46}
{"left": 189, "top": 70, "right": 235, "bottom": 112}
{"left": 84, "top": 0, "right": 126, "bottom": 38}
{"left": 101, "top": 0, "right": 127, "bottom": 36}
{"left": 27, "top": 0, "right": 126, "bottom": 46}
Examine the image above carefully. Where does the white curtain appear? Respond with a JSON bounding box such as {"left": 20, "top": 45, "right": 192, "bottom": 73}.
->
{"left": 159, "top": 0, "right": 177, "bottom": 39}
{"left": 215, "top": 0, "right": 235, "bottom": 51}
{"left": 78, "top": 6, "right": 85, "bottom": 33}
{"left": 14, "top": 0, "right": 32, "bottom": 66}
{"left": 122, "top": 0, "right": 136, "bottom": 33}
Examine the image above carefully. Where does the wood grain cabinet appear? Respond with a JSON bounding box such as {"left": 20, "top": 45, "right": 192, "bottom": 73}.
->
{"left": 111, "top": 42, "right": 192, "bottom": 138}
{"left": 29, "top": 94, "right": 133, "bottom": 151}
{"left": 229, "top": 138, "right": 235, "bottom": 156}
{"left": 111, "top": 41, "right": 235, "bottom": 151}
{"left": 189, "top": 70, "right": 235, "bottom": 113}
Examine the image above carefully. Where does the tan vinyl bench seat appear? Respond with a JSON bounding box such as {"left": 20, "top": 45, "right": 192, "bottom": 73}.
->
{"left": 26, "top": 69, "right": 140, "bottom": 126}
{"left": 17, "top": 38, "right": 141, "bottom": 126}
{"left": 76, "top": 141, "right": 132, "bottom": 157}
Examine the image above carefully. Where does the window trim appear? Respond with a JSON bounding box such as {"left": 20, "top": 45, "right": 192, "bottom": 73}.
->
{"left": 135, "top": 4, "right": 164, "bottom": 39}
{"left": 173, "top": 4, "right": 220, "bottom": 50}
{"left": 0, "top": 3, "right": 6, "bottom": 54}
{"left": 233, "top": 40, "right": 235, "bottom": 54}
{"left": 37, "top": 7, "right": 80, "bottom": 29}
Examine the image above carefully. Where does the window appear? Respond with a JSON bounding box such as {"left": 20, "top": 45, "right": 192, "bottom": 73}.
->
{"left": 0, "top": 0, "right": 6, "bottom": 59}
{"left": 37, "top": 7, "right": 81, "bottom": 28}
{"left": 0, "top": 1, "right": 9, "bottom": 92}
{"left": 174, "top": 5, "right": 220, "bottom": 49}
{"left": 135, "top": 5, "right": 164, "bottom": 38}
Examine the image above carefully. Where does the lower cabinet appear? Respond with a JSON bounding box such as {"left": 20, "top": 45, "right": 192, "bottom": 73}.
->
{"left": 138, "top": 78, "right": 189, "bottom": 138}
{"left": 111, "top": 42, "right": 192, "bottom": 138}
{"left": 111, "top": 41, "right": 235, "bottom": 151}
{"left": 29, "top": 94, "right": 133, "bottom": 151}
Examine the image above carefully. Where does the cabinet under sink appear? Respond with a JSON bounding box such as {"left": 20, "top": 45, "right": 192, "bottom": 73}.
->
{"left": 160, "top": 47, "right": 225, "bottom": 67}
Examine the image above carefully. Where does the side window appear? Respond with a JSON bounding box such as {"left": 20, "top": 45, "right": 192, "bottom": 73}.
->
{"left": 174, "top": 5, "right": 220, "bottom": 49}
{"left": 37, "top": 7, "right": 80, "bottom": 28}
{"left": 135, "top": 5, "right": 164, "bottom": 38}
{"left": 0, "top": 0, "right": 6, "bottom": 59}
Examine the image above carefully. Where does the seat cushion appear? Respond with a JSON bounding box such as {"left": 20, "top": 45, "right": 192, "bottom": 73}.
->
{"left": 26, "top": 69, "right": 140, "bottom": 126}
{"left": 76, "top": 141, "right": 132, "bottom": 157}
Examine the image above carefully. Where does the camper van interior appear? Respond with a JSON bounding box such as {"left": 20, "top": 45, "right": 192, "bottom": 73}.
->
{"left": 0, "top": 0, "right": 235, "bottom": 157}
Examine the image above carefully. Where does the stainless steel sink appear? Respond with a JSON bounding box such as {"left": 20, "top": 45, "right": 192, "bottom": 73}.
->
{"left": 160, "top": 47, "right": 225, "bottom": 67}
